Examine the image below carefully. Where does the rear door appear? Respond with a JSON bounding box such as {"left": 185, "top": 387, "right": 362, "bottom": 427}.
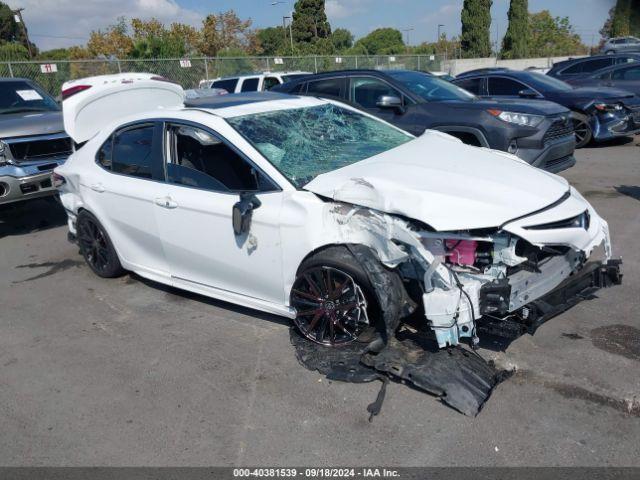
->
{"left": 84, "top": 121, "right": 169, "bottom": 277}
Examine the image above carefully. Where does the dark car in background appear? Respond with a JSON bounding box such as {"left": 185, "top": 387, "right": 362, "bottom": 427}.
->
{"left": 0, "top": 78, "right": 72, "bottom": 206}
{"left": 564, "top": 62, "right": 640, "bottom": 97}
{"left": 453, "top": 68, "right": 640, "bottom": 148}
{"left": 546, "top": 54, "right": 640, "bottom": 82}
{"left": 274, "top": 69, "right": 577, "bottom": 173}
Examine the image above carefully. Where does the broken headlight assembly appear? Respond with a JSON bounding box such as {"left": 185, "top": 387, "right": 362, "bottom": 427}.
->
{"left": 488, "top": 109, "right": 544, "bottom": 127}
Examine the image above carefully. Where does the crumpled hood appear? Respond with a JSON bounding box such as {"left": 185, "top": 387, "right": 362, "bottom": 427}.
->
{"left": 304, "top": 131, "right": 569, "bottom": 231}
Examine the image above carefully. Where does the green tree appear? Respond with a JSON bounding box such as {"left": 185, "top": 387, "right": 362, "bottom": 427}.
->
{"left": 291, "top": 0, "right": 331, "bottom": 44}
{"left": 611, "top": 0, "right": 631, "bottom": 37}
{"left": 256, "top": 26, "right": 286, "bottom": 56}
{"left": 0, "top": 2, "right": 36, "bottom": 56}
{"left": 353, "top": 28, "right": 404, "bottom": 55}
{"left": 461, "top": 0, "right": 493, "bottom": 58}
{"left": 330, "top": 28, "right": 353, "bottom": 51}
{"left": 199, "top": 10, "right": 254, "bottom": 57}
{"left": 501, "top": 0, "right": 529, "bottom": 59}
{"left": 528, "top": 10, "right": 587, "bottom": 57}
{"left": 0, "top": 42, "right": 28, "bottom": 60}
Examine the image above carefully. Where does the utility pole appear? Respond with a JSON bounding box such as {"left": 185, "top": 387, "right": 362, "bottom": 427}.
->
{"left": 284, "top": 16, "right": 294, "bottom": 54}
{"left": 12, "top": 8, "right": 33, "bottom": 58}
{"left": 437, "top": 24, "right": 444, "bottom": 42}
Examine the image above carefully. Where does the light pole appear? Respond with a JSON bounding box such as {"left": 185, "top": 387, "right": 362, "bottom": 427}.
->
{"left": 271, "top": 1, "right": 294, "bottom": 55}
{"left": 402, "top": 27, "right": 414, "bottom": 51}
{"left": 437, "top": 24, "right": 444, "bottom": 42}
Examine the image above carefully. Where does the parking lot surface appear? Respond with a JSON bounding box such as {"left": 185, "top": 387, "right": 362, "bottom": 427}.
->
{"left": 1, "top": 139, "right": 639, "bottom": 466}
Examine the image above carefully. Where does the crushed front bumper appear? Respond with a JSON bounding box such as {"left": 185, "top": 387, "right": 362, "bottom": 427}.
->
{"left": 477, "top": 258, "right": 623, "bottom": 339}
{"left": 592, "top": 109, "right": 640, "bottom": 142}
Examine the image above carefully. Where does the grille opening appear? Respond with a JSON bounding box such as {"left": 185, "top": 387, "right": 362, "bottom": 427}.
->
{"left": 543, "top": 118, "right": 574, "bottom": 144}
{"left": 20, "top": 183, "right": 38, "bottom": 194}
{"left": 9, "top": 137, "right": 72, "bottom": 161}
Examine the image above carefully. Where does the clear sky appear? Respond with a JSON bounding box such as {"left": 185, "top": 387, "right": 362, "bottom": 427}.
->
{"left": 7, "top": 0, "right": 616, "bottom": 51}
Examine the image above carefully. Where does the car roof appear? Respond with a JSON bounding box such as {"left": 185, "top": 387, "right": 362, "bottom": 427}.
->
{"left": 0, "top": 77, "right": 34, "bottom": 82}
{"left": 184, "top": 91, "right": 328, "bottom": 118}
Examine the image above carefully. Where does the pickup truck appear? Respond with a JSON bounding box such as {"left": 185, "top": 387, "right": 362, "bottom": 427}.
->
{"left": 0, "top": 78, "right": 72, "bottom": 206}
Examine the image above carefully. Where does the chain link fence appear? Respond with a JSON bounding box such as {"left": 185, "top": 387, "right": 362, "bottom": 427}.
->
{"left": 0, "top": 54, "right": 445, "bottom": 96}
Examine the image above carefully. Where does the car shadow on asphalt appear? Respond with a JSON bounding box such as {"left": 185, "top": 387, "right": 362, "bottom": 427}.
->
{"left": 0, "top": 198, "right": 67, "bottom": 239}
{"left": 127, "top": 272, "right": 292, "bottom": 327}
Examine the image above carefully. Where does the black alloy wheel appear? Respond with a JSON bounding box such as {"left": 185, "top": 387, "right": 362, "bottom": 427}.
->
{"left": 291, "top": 266, "right": 369, "bottom": 346}
{"left": 77, "top": 212, "right": 124, "bottom": 278}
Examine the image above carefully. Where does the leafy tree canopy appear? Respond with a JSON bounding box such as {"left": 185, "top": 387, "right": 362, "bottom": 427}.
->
{"left": 354, "top": 28, "right": 404, "bottom": 55}
{"left": 528, "top": 10, "right": 588, "bottom": 57}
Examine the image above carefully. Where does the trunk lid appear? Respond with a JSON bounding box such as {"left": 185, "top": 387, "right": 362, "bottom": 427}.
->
{"left": 62, "top": 73, "right": 185, "bottom": 143}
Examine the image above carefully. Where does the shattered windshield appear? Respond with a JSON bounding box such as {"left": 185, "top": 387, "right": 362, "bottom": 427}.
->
{"left": 227, "top": 103, "right": 412, "bottom": 187}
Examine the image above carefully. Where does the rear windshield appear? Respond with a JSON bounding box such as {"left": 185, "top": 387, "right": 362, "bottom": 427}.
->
{"left": 0, "top": 80, "right": 59, "bottom": 114}
{"left": 227, "top": 103, "right": 412, "bottom": 188}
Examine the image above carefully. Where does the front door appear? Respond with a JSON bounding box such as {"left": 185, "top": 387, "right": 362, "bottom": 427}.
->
{"left": 154, "top": 122, "right": 285, "bottom": 305}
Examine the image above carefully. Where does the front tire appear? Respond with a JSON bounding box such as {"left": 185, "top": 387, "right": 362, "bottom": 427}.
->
{"left": 572, "top": 112, "right": 593, "bottom": 148}
{"left": 76, "top": 211, "right": 125, "bottom": 278}
{"left": 291, "top": 246, "right": 380, "bottom": 347}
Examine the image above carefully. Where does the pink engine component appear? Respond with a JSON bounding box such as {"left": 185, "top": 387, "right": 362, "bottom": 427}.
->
{"left": 445, "top": 239, "right": 478, "bottom": 266}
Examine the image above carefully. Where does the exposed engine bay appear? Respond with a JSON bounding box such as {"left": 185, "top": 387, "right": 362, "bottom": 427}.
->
{"left": 325, "top": 190, "right": 622, "bottom": 349}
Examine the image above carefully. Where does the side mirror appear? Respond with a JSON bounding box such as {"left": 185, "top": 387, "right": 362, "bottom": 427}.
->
{"left": 518, "top": 88, "right": 539, "bottom": 99}
{"left": 376, "top": 95, "right": 405, "bottom": 112}
{"left": 232, "top": 192, "right": 262, "bottom": 236}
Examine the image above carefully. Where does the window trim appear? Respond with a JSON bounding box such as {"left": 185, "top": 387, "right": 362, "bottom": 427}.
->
{"left": 161, "top": 119, "right": 282, "bottom": 196}
{"left": 94, "top": 121, "right": 165, "bottom": 183}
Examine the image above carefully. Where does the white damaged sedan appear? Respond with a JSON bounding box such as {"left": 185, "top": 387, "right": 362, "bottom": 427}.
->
{"left": 55, "top": 74, "right": 621, "bottom": 348}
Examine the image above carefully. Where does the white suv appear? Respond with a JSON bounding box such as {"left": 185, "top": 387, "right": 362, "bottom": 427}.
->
{"left": 198, "top": 71, "right": 312, "bottom": 93}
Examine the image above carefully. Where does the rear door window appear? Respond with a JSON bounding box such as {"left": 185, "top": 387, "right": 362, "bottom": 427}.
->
{"left": 306, "top": 78, "right": 345, "bottom": 99}
{"left": 111, "top": 125, "right": 155, "bottom": 179}
{"left": 212, "top": 78, "right": 239, "bottom": 93}
{"left": 454, "top": 77, "right": 483, "bottom": 95}
{"left": 240, "top": 78, "right": 260, "bottom": 92}
{"left": 581, "top": 58, "right": 614, "bottom": 73}
{"left": 487, "top": 77, "right": 528, "bottom": 96}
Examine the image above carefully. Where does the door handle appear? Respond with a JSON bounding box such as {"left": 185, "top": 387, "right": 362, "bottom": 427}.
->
{"left": 154, "top": 196, "right": 178, "bottom": 209}
{"left": 90, "top": 183, "right": 105, "bottom": 193}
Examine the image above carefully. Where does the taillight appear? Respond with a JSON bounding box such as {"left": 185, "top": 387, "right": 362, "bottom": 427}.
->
{"left": 52, "top": 172, "right": 66, "bottom": 188}
{"left": 61, "top": 84, "right": 91, "bottom": 100}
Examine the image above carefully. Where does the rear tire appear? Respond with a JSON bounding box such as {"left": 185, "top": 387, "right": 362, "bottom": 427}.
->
{"left": 76, "top": 211, "right": 125, "bottom": 278}
{"left": 572, "top": 112, "right": 593, "bottom": 148}
{"left": 291, "top": 246, "right": 381, "bottom": 347}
